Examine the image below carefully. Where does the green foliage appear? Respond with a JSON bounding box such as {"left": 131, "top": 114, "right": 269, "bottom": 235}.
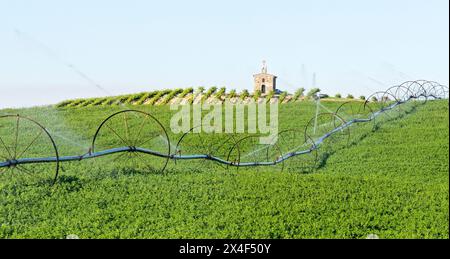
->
{"left": 160, "top": 89, "right": 183, "bottom": 105}
{"left": 347, "top": 94, "right": 354, "bottom": 99}
{"left": 187, "top": 94, "right": 194, "bottom": 105}
{"left": 55, "top": 100, "right": 74, "bottom": 108}
{"left": 359, "top": 96, "right": 366, "bottom": 101}
{"left": 126, "top": 93, "right": 147, "bottom": 104}
{"left": 197, "top": 87, "right": 205, "bottom": 94}
{"left": 266, "top": 90, "right": 275, "bottom": 103}
{"left": 253, "top": 90, "right": 262, "bottom": 101}
{"left": 178, "top": 88, "right": 194, "bottom": 99}
{"left": 293, "top": 88, "right": 305, "bottom": 101}
{"left": 78, "top": 98, "right": 97, "bottom": 107}
{"left": 307, "top": 88, "right": 321, "bottom": 97}
{"left": 56, "top": 87, "right": 316, "bottom": 108}
{"left": 102, "top": 98, "right": 113, "bottom": 105}
{"left": 66, "top": 99, "right": 85, "bottom": 108}
{"left": 214, "top": 87, "right": 226, "bottom": 99}
{"left": 279, "top": 91, "right": 288, "bottom": 103}
{"left": 115, "top": 95, "right": 131, "bottom": 105}
{"left": 135, "top": 92, "right": 156, "bottom": 105}
{"left": 335, "top": 93, "right": 342, "bottom": 99}
{"left": 148, "top": 90, "right": 171, "bottom": 105}
{"left": 228, "top": 89, "right": 237, "bottom": 99}
{"left": 55, "top": 88, "right": 204, "bottom": 108}
{"left": 88, "top": 98, "right": 108, "bottom": 107}
{"left": 240, "top": 89, "right": 249, "bottom": 100}
{"left": 202, "top": 86, "right": 218, "bottom": 102}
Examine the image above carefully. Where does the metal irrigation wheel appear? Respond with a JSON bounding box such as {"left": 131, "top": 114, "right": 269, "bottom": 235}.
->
{"left": 303, "top": 113, "right": 351, "bottom": 169}
{"left": 422, "top": 81, "right": 449, "bottom": 100}
{"left": 400, "top": 81, "right": 427, "bottom": 102}
{"left": 226, "top": 134, "right": 284, "bottom": 173}
{"left": 385, "top": 85, "right": 414, "bottom": 103}
{"left": 0, "top": 115, "right": 59, "bottom": 184}
{"left": 335, "top": 100, "right": 370, "bottom": 122}
{"left": 420, "top": 81, "right": 441, "bottom": 99}
{"left": 363, "top": 91, "right": 400, "bottom": 123}
{"left": 174, "top": 126, "right": 238, "bottom": 172}
{"left": 304, "top": 112, "right": 351, "bottom": 151}
{"left": 335, "top": 101, "right": 373, "bottom": 144}
{"left": 274, "top": 129, "right": 318, "bottom": 173}
{"left": 91, "top": 110, "right": 170, "bottom": 174}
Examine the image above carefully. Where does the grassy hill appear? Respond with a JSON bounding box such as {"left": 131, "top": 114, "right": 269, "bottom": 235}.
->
{"left": 0, "top": 100, "right": 448, "bottom": 238}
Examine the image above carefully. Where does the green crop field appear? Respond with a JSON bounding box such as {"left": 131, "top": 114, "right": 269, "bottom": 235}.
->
{"left": 0, "top": 100, "right": 448, "bottom": 239}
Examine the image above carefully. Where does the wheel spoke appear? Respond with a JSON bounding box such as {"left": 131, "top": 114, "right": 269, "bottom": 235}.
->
{"left": 114, "top": 151, "right": 130, "bottom": 162}
{"left": 123, "top": 112, "right": 131, "bottom": 146}
{"left": 136, "top": 153, "right": 160, "bottom": 173}
{"left": 13, "top": 116, "right": 20, "bottom": 159}
{"left": 133, "top": 115, "right": 150, "bottom": 146}
{"left": 105, "top": 122, "right": 129, "bottom": 147}
{"left": 136, "top": 133, "right": 161, "bottom": 148}
{"left": 0, "top": 135, "right": 12, "bottom": 159}
{"left": 16, "top": 164, "right": 38, "bottom": 178}
{"left": 130, "top": 151, "right": 146, "bottom": 167}
{"left": 16, "top": 131, "right": 43, "bottom": 159}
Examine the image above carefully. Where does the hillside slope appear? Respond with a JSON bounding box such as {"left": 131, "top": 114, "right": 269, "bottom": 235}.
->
{"left": 0, "top": 101, "right": 448, "bottom": 238}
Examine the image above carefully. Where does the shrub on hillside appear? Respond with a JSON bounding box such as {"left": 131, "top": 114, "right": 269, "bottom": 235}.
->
{"left": 101, "top": 97, "right": 117, "bottom": 106}
{"left": 148, "top": 89, "right": 171, "bottom": 105}
{"left": 55, "top": 100, "right": 74, "bottom": 108}
{"left": 293, "top": 88, "right": 305, "bottom": 101}
{"left": 228, "top": 89, "right": 237, "bottom": 99}
{"left": 279, "top": 91, "right": 288, "bottom": 103}
{"left": 266, "top": 90, "right": 275, "bottom": 103}
{"left": 135, "top": 91, "right": 158, "bottom": 105}
{"left": 240, "top": 89, "right": 249, "bottom": 101}
{"left": 306, "top": 88, "right": 321, "bottom": 98}
{"left": 197, "top": 87, "right": 205, "bottom": 95}
{"left": 78, "top": 98, "right": 96, "bottom": 107}
{"left": 126, "top": 93, "right": 146, "bottom": 104}
{"left": 187, "top": 94, "right": 194, "bottom": 105}
{"left": 179, "top": 88, "right": 194, "bottom": 99}
{"left": 88, "top": 98, "right": 108, "bottom": 107}
{"left": 202, "top": 86, "right": 218, "bottom": 102}
{"left": 214, "top": 87, "right": 226, "bottom": 99}
{"left": 160, "top": 89, "right": 183, "bottom": 105}
{"left": 66, "top": 99, "right": 85, "bottom": 108}
{"left": 116, "top": 95, "right": 131, "bottom": 105}
{"left": 253, "top": 90, "right": 261, "bottom": 101}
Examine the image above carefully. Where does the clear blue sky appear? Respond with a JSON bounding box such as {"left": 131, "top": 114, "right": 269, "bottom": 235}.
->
{"left": 0, "top": 0, "right": 448, "bottom": 108}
